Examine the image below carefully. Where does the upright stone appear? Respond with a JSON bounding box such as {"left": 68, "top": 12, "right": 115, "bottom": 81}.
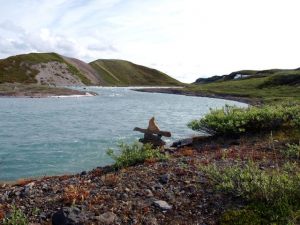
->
{"left": 133, "top": 117, "right": 171, "bottom": 147}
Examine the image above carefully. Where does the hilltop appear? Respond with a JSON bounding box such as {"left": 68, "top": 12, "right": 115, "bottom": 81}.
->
{"left": 0, "top": 53, "right": 181, "bottom": 88}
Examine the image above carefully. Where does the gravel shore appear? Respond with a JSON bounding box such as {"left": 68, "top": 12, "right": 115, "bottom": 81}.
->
{"left": 0, "top": 135, "right": 280, "bottom": 225}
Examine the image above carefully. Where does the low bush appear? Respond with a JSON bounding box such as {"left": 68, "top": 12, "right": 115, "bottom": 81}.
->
{"left": 3, "top": 206, "right": 28, "bottom": 225}
{"left": 281, "top": 143, "right": 300, "bottom": 159}
{"left": 200, "top": 161, "right": 300, "bottom": 225}
{"left": 107, "top": 142, "right": 167, "bottom": 169}
{"left": 188, "top": 104, "right": 300, "bottom": 136}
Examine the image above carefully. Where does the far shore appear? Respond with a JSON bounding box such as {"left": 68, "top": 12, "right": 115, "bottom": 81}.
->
{"left": 132, "top": 87, "right": 261, "bottom": 105}
{"left": 0, "top": 83, "right": 97, "bottom": 98}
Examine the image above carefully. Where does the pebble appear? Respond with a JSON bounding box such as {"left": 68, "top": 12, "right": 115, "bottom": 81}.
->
{"left": 145, "top": 189, "right": 154, "bottom": 197}
{"left": 95, "top": 212, "right": 117, "bottom": 224}
{"left": 153, "top": 200, "right": 172, "bottom": 211}
{"left": 159, "top": 174, "right": 170, "bottom": 184}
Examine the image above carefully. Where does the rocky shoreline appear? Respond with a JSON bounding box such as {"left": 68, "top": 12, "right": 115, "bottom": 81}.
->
{"left": 132, "top": 88, "right": 261, "bottom": 105}
{"left": 0, "top": 135, "right": 281, "bottom": 225}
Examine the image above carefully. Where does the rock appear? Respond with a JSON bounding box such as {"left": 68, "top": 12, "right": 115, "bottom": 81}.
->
{"left": 52, "top": 207, "right": 86, "bottom": 225}
{"left": 25, "top": 182, "right": 35, "bottom": 189}
{"left": 95, "top": 212, "right": 117, "bottom": 224}
{"left": 152, "top": 183, "right": 163, "bottom": 191}
{"left": 122, "top": 193, "right": 129, "bottom": 199}
{"left": 145, "top": 189, "right": 154, "bottom": 197}
{"left": 159, "top": 174, "right": 170, "bottom": 184}
{"left": 144, "top": 216, "right": 158, "bottom": 225}
{"left": 148, "top": 117, "right": 160, "bottom": 132}
{"left": 52, "top": 209, "right": 68, "bottom": 225}
{"left": 39, "top": 212, "right": 47, "bottom": 220}
{"left": 153, "top": 200, "right": 172, "bottom": 211}
{"left": 171, "top": 138, "right": 193, "bottom": 148}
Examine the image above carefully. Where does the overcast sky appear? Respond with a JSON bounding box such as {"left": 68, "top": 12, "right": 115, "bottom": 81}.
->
{"left": 0, "top": 0, "right": 300, "bottom": 83}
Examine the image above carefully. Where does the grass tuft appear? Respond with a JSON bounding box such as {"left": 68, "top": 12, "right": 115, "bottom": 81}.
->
{"left": 3, "top": 206, "right": 28, "bottom": 225}
{"left": 107, "top": 142, "right": 167, "bottom": 169}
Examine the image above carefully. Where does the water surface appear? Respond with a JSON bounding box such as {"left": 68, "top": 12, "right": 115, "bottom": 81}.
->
{"left": 0, "top": 87, "right": 247, "bottom": 180}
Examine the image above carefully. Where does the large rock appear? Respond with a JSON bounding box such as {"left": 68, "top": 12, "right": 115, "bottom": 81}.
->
{"left": 52, "top": 207, "right": 86, "bottom": 225}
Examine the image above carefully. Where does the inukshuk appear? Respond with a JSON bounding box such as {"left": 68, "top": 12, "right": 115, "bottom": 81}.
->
{"left": 133, "top": 117, "right": 171, "bottom": 147}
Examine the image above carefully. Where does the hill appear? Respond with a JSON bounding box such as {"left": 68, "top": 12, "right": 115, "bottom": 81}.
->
{"left": 194, "top": 68, "right": 300, "bottom": 86}
{"left": 189, "top": 68, "right": 300, "bottom": 103}
{"left": 136, "top": 67, "right": 300, "bottom": 104}
{"left": 0, "top": 53, "right": 181, "bottom": 87}
{"left": 90, "top": 59, "right": 182, "bottom": 86}
{"left": 0, "top": 52, "right": 96, "bottom": 86}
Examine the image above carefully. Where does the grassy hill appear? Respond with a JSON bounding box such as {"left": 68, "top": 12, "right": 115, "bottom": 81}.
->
{"left": 0, "top": 52, "right": 91, "bottom": 85}
{"left": 0, "top": 53, "right": 181, "bottom": 87}
{"left": 187, "top": 68, "right": 300, "bottom": 103}
{"left": 90, "top": 59, "right": 182, "bottom": 86}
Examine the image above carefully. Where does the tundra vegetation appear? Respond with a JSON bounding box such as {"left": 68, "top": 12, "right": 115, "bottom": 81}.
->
{"left": 189, "top": 102, "right": 300, "bottom": 224}
{"left": 106, "top": 142, "right": 167, "bottom": 169}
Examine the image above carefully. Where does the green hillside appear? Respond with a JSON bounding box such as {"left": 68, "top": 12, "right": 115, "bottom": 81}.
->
{"left": 0, "top": 53, "right": 181, "bottom": 87}
{"left": 0, "top": 52, "right": 90, "bottom": 85}
{"left": 188, "top": 68, "right": 300, "bottom": 103}
{"left": 90, "top": 59, "right": 181, "bottom": 86}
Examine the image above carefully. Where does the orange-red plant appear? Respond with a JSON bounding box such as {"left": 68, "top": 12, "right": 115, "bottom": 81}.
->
{"left": 62, "top": 185, "right": 89, "bottom": 205}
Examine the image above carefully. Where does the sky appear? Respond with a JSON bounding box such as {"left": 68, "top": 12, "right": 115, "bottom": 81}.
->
{"left": 0, "top": 0, "right": 300, "bottom": 83}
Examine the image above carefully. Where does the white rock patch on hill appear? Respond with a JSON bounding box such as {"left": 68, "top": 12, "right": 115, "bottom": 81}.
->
{"left": 32, "top": 62, "right": 84, "bottom": 86}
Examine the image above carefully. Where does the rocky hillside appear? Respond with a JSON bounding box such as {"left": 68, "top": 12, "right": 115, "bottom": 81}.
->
{"left": 0, "top": 53, "right": 95, "bottom": 86}
{"left": 0, "top": 53, "right": 181, "bottom": 87}
{"left": 90, "top": 59, "right": 182, "bottom": 86}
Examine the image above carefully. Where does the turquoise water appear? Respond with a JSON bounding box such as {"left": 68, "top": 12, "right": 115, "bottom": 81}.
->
{"left": 0, "top": 87, "right": 247, "bottom": 181}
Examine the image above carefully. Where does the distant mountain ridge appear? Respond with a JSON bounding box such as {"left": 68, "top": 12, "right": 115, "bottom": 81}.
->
{"left": 0, "top": 52, "right": 182, "bottom": 86}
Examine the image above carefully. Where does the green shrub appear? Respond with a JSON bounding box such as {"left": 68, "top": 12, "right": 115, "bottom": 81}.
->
{"left": 220, "top": 209, "right": 263, "bottom": 225}
{"left": 200, "top": 161, "right": 300, "bottom": 224}
{"left": 107, "top": 142, "right": 167, "bottom": 169}
{"left": 188, "top": 104, "right": 300, "bottom": 136}
{"left": 281, "top": 143, "right": 300, "bottom": 159}
{"left": 3, "top": 206, "right": 28, "bottom": 225}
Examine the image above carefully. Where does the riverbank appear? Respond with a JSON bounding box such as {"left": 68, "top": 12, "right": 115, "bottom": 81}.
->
{"left": 0, "top": 133, "right": 286, "bottom": 225}
{"left": 0, "top": 83, "right": 96, "bottom": 98}
{"left": 132, "top": 88, "right": 261, "bottom": 105}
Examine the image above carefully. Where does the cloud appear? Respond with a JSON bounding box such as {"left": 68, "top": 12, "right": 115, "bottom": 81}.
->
{"left": 0, "top": 20, "right": 24, "bottom": 33}
{"left": 1, "top": 0, "right": 300, "bottom": 82}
